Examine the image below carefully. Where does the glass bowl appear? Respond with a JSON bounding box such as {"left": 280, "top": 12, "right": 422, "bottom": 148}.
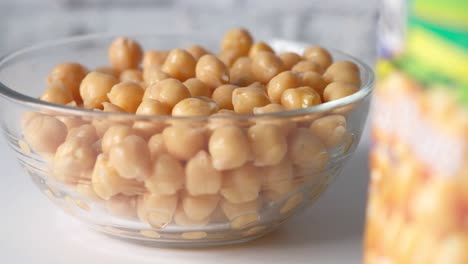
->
{"left": 0, "top": 33, "right": 374, "bottom": 247}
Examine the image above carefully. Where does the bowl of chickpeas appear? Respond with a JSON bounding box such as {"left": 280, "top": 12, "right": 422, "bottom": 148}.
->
{"left": 0, "top": 28, "right": 373, "bottom": 246}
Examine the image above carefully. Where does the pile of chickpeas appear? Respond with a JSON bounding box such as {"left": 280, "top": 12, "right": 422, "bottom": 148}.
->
{"left": 21, "top": 28, "right": 361, "bottom": 235}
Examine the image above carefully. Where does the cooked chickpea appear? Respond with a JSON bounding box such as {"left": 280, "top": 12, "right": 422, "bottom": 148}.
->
{"left": 108, "top": 135, "right": 151, "bottom": 180}
{"left": 75, "top": 182, "right": 99, "bottom": 201}
{"left": 281, "top": 86, "right": 322, "bottom": 110}
{"left": 279, "top": 52, "right": 303, "bottom": 69}
{"left": 135, "top": 98, "right": 171, "bottom": 115}
{"left": 137, "top": 193, "right": 178, "bottom": 228}
{"left": 196, "top": 54, "right": 230, "bottom": 89}
{"left": 102, "top": 102, "right": 126, "bottom": 112}
{"left": 209, "top": 125, "right": 250, "bottom": 170}
{"left": 212, "top": 84, "right": 237, "bottom": 110}
{"left": 323, "top": 82, "right": 359, "bottom": 102}
{"left": 120, "top": 69, "right": 143, "bottom": 83}
{"left": 161, "top": 49, "right": 196, "bottom": 81}
{"left": 299, "top": 71, "right": 328, "bottom": 96}
{"left": 143, "top": 66, "right": 170, "bottom": 85}
{"left": 67, "top": 124, "right": 98, "bottom": 145}
{"left": 172, "top": 97, "right": 218, "bottom": 117}
{"left": 232, "top": 86, "right": 270, "bottom": 114}
{"left": 291, "top": 60, "right": 321, "bottom": 73}
{"left": 23, "top": 115, "right": 67, "bottom": 153}
{"left": 47, "top": 62, "right": 88, "bottom": 103}
{"left": 95, "top": 66, "right": 120, "bottom": 79}
{"left": 108, "top": 37, "right": 143, "bottom": 71}
{"left": 143, "top": 78, "right": 190, "bottom": 109}
{"left": 185, "top": 151, "right": 223, "bottom": 196}
{"left": 101, "top": 125, "right": 133, "bottom": 154}
{"left": 251, "top": 52, "right": 284, "bottom": 84}
{"left": 145, "top": 154, "right": 184, "bottom": 195}
{"left": 162, "top": 125, "right": 206, "bottom": 160}
{"left": 310, "top": 115, "right": 347, "bottom": 148}
{"left": 253, "top": 103, "right": 284, "bottom": 114}
{"left": 186, "top": 45, "right": 209, "bottom": 60}
{"left": 108, "top": 81, "right": 144, "bottom": 113}
{"left": 288, "top": 128, "right": 329, "bottom": 171}
{"left": 174, "top": 206, "right": 210, "bottom": 226}
{"left": 40, "top": 82, "right": 74, "bottom": 105}
{"left": 303, "top": 46, "right": 333, "bottom": 70}
{"left": 218, "top": 50, "right": 239, "bottom": 67}
{"left": 147, "top": 133, "right": 167, "bottom": 159}
{"left": 79, "top": 71, "right": 118, "bottom": 109}
{"left": 266, "top": 71, "right": 301, "bottom": 103}
{"left": 184, "top": 78, "right": 212, "bottom": 97}
{"left": 248, "top": 42, "right": 274, "bottom": 59}
{"left": 221, "top": 28, "right": 253, "bottom": 57}
{"left": 221, "top": 163, "right": 261, "bottom": 203}
{"left": 133, "top": 99, "right": 168, "bottom": 137}
{"left": 142, "top": 50, "right": 169, "bottom": 69}
{"left": 105, "top": 195, "right": 137, "bottom": 219}
{"left": 262, "top": 159, "right": 295, "bottom": 198}
{"left": 230, "top": 57, "right": 256, "bottom": 86}
{"left": 323, "top": 61, "right": 361, "bottom": 86}
{"left": 182, "top": 193, "right": 220, "bottom": 221}
{"left": 53, "top": 138, "right": 97, "bottom": 183}
{"left": 221, "top": 199, "right": 259, "bottom": 229}
{"left": 248, "top": 124, "right": 287, "bottom": 166}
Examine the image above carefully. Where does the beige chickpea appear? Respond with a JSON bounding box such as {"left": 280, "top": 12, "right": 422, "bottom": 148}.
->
{"left": 186, "top": 45, "right": 209, "bottom": 60}
{"left": 133, "top": 99, "right": 169, "bottom": 137}
{"left": 310, "top": 115, "right": 347, "bottom": 148}
{"left": 303, "top": 46, "right": 333, "bottom": 70}
{"left": 185, "top": 151, "right": 223, "bottom": 196}
{"left": 143, "top": 66, "right": 170, "bottom": 86}
{"left": 218, "top": 50, "right": 239, "bottom": 67}
{"left": 196, "top": 54, "right": 230, "bottom": 89}
{"left": 47, "top": 62, "right": 88, "bottom": 103}
{"left": 279, "top": 52, "right": 303, "bottom": 70}
{"left": 161, "top": 49, "right": 196, "bottom": 81}
{"left": 105, "top": 195, "right": 138, "bottom": 219}
{"left": 143, "top": 50, "right": 169, "bottom": 69}
{"left": 174, "top": 205, "right": 210, "bottom": 226}
{"left": 108, "top": 37, "right": 143, "bottom": 71}
{"left": 209, "top": 125, "right": 250, "bottom": 170}
{"left": 221, "top": 28, "right": 253, "bottom": 57}
{"left": 108, "top": 135, "right": 151, "bottom": 181}
{"left": 183, "top": 78, "right": 212, "bottom": 97}
{"left": 253, "top": 103, "right": 296, "bottom": 136}
{"left": 80, "top": 71, "right": 118, "bottom": 109}
{"left": 108, "top": 81, "right": 144, "bottom": 113}
{"left": 230, "top": 57, "right": 256, "bottom": 86}
{"left": 101, "top": 125, "right": 133, "bottom": 154}
{"left": 248, "top": 42, "right": 274, "bottom": 59}
{"left": 147, "top": 133, "right": 167, "bottom": 159}
{"left": 291, "top": 60, "right": 322, "bottom": 73}
{"left": 143, "top": 78, "right": 190, "bottom": 109}
{"left": 23, "top": 114, "right": 67, "bottom": 153}
{"left": 40, "top": 82, "right": 74, "bottom": 105}
{"left": 212, "top": 84, "right": 237, "bottom": 110}
{"left": 162, "top": 125, "right": 206, "bottom": 160}
{"left": 95, "top": 66, "right": 120, "bottom": 79}
{"left": 251, "top": 52, "right": 285, "bottom": 84}
{"left": 262, "top": 159, "right": 295, "bottom": 199}
{"left": 323, "top": 82, "right": 359, "bottom": 102}
{"left": 145, "top": 154, "right": 184, "bottom": 195}
{"left": 172, "top": 97, "right": 219, "bottom": 116}
{"left": 323, "top": 61, "right": 361, "bottom": 86}
{"left": 288, "top": 128, "right": 329, "bottom": 171}
{"left": 75, "top": 182, "right": 100, "bottom": 201}
{"left": 221, "top": 163, "right": 261, "bottom": 204}
{"left": 266, "top": 71, "right": 301, "bottom": 103}
{"left": 252, "top": 103, "right": 285, "bottom": 114}
{"left": 182, "top": 192, "right": 220, "bottom": 221}
{"left": 67, "top": 124, "right": 99, "bottom": 145}
{"left": 221, "top": 199, "right": 259, "bottom": 229}
{"left": 137, "top": 193, "right": 178, "bottom": 228}
{"left": 119, "top": 69, "right": 143, "bottom": 83}
{"left": 248, "top": 124, "right": 287, "bottom": 166}
{"left": 281, "top": 86, "right": 322, "bottom": 110}
{"left": 102, "top": 102, "right": 126, "bottom": 112}
{"left": 248, "top": 81, "right": 267, "bottom": 91}
{"left": 135, "top": 98, "right": 171, "bottom": 116}
{"left": 299, "top": 71, "right": 328, "bottom": 96}
{"left": 53, "top": 138, "right": 97, "bottom": 183}
{"left": 232, "top": 86, "right": 270, "bottom": 114}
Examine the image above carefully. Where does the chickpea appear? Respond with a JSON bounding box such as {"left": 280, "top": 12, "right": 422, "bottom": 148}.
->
{"left": 145, "top": 154, "right": 184, "bottom": 195}
{"left": 135, "top": 98, "right": 171, "bottom": 115}
{"left": 303, "top": 46, "right": 333, "bottom": 70}
{"left": 95, "top": 66, "right": 120, "bottom": 79}
{"left": 310, "top": 115, "right": 347, "bottom": 148}
{"left": 291, "top": 60, "right": 321, "bottom": 73}
{"left": 221, "top": 163, "right": 261, "bottom": 204}
{"left": 288, "top": 128, "right": 329, "bottom": 170}
{"left": 108, "top": 81, "right": 144, "bottom": 113}
{"left": 279, "top": 52, "right": 302, "bottom": 70}
{"left": 186, "top": 45, "right": 209, "bottom": 60}
{"left": 147, "top": 133, "right": 167, "bottom": 159}
{"left": 196, "top": 54, "right": 230, "bottom": 89}
{"left": 108, "top": 37, "right": 143, "bottom": 71}
{"left": 209, "top": 125, "right": 250, "bottom": 170}
{"left": 75, "top": 182, "right": 100, "bottom": 201}
{"left": 281, "top": 86, "right": 322, "bottom": 110}
{"left": 299, "top": 71, "right": 328, "bottom": 96}
{"left": 143, "top": 78, "right": 190, "bottom": 109}
{"left": 323, "top": 82, "right": 359, "bottom": 102}
{"left": 55, "top": 115, "right": 87, "bottom": 131}
{"left": 323, "top": 61, "right": 361, "bottom": 86}
{"left": 101, "top": 125, "right": 133, "bottom": 154}
{"left": 162, "top": 125, "right": 206, "bottom": 160}
{"left": 248, "top": 81, "right": 267, "bottom": 91}
{"left": 40, "top": 82, "right": 74, "bottom": 105}
{"left": 251, "top": 52, "right": 285, "bottom": 84}
{"left": 182, "top": 192, "right": 220, "bottom": 221}
{"left": 47, "top": 62, "right": 88, "bottom": 103}
{"left": 23, "top": 115, "right": 67, "bottom": 153}
{"left": 143, "top": 66, "right": 170, "bottom": 86}
{"left": 174, "top": 206, "right": 210, "bottom": 226}
{"left": 184, "top": 78, "right": 212, "bottom": 97}
{"left": 67, "top": 124, "right": 98, "bottom": 145}
{"left": 108, "top": 135, "right": 151, "bottom": 181}
{"left": 253, "top": 103, "right": 298, "bottom": 137}
{"left": 80, "top": 71, "right": 118, "bottom": 109}
{"left": 262, "top": 159, "right": 295, "bottom": 199}
{"left": 253, "top": 103, "right": 284, "bottom": 114}
{"left": 248, "top": 124, "right": 287, "bottom": 166}
{"left": 105, "top": 195, "right": 137, "bottom": 219}
{"left": 143, "top": 50, "right": 169, "bottom": 69}
{"left": 120, "top": 69, "right": 143, "bottom": 83}
{"left": 212, "top": 84, "right": 237, "bottom": 110}
{"left": 137, "top": 193, "right": 178, "bottom": 228}
{"left": 161, "top": 49, "right": 196, "bottom": 81}
{"left": 221, "top": 199, "right": 259, "bottom": 230}
{"left": 232, "top": 86, "right": 270, "bottom": 114}
{"left": 185, "top": 151, "right": 223, "bottom": 196}
{"left": 248, "top": 42, "right": 274, "bottom": 59}
{"left": 266, "top": 71, "right": 301, "bottom": 103}
{"left": 172, "top": 97, "right": 218, "bottom": 116}
{"left": 53, "top": 138, "right": 97, "bottom": 183}
{"left": 221, "top": 28, "right": 253, "bottom": 57}
{"left": 218, "top": 50, "right": 239, "bottom": 67}
{"left": 230, "top": 57, "right": 256, "bottom": 86}
{"left": 102, "top": 102, "right": 126, "bottom": 112}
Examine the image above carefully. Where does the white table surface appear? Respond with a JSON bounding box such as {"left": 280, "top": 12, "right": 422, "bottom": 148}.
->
{"left": 0, "top": 125, "right": 370, "bottom": 264}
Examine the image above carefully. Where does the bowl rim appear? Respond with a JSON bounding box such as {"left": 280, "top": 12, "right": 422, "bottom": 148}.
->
{"left": 0, "top": 33, "right": 374, "bottom": 120}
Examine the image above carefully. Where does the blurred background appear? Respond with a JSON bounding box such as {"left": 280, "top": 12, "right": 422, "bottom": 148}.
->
{"left": 0, "top": 0, "right": 378, "bottom": 63}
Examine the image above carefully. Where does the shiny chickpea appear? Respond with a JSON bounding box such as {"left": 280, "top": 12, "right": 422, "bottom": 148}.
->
{"left": 221, "top": 28, "right": 253, "bottom": 57}
{"left": 303, "top": 46, "right": 333, "bottom": 70}
{"left": 95, "top": 66, "right": 120, "bottom": 79}
{"left": 232, "top": 86, "right": 270, "bottom": 114}
{"left": 184, "top": 78, "right": 212, "bottom": 97}
{"left": 221, "top": 164, "right": 261, "bottom": 204}
{"left": 218, "top": 50, "right": 239, "bottom": 67}
{"left": 299, "top": 71, "right": 328, "bottom": 96}
{"left": 102, "top": 102, "right": 126, "bottom": 112}
{"left": 143, "top": 66, "right": 170, "bottom": 86}
{"left": 291, "top": 60, "right": 322, "bottom": 73}
{"left": 137, "top": 193, "right": 178, "bottom": 228}
{"left": 279, "top": 52, "right": 303, "bottom": 70}
{"left": 251, "top": 52, "right": 284, "bottom": 84}
{"left": 248, "top": 124, "right": 287, "bottom": 166}
{"left": 172, "top": 97, "right": 218, "bottom": 117}
{"left": 182, "top": 192, "right": 220, "bottom": 221}
{"left": 143, "top": 78, "right": 190, "bottom": 109}
{"left": 108, "top": 135, "right": 151, "bottom": 181}
{"left": 162, "top": 125, "right": 206, "bottom": 160}
{"left": 185, "top": 150, "right": 223, "bottom": 196}
{"left": 212, "top": 84, "right": 237, "bottom": 110}
{"left": 105, "top": 195, "right": 137, "bottom": 219}
{"left": 288, "top": 128, "right": 329, "bottom": 170}
{"left": 281, "top": 86, "right": 321, "bottom": 110}
{"left": 101, "top": 125, "right": 133, "bottom": 154}
{"left": 196, "top": 54, "right": 230, "bottom": 89}
{"left": 135, "top": 99, "right": 171, "bottom": 116}
{"left": 209, "top": 125, "right": 250, "bottom": 170}
{"left": 53, "top": 138, "right": 97, "bottom": 183}
{"left": 67, "top": 124, "right": 98, "bottom": 145}
{"left": 80, "top": 71, "right": 118, "bottom": 109}
{"left": 40, "top": 82, "right": 74, "bottom": 105}
{"left": 161, "top": 49, "right": 196, "bottom": 81}
{"left": 120, "top": 69, "right": 143, "bottom": 83}
{"left": 230, "top": 57, "right": 256, "bottom": 86}
{"left": 253, "top": 103, "right": 285, "bottom": 114}
{"left": 262, "top": 159, "right": 295, "bottom": 198}
{"left": 108, "top": 37, "right": 143, "bottom": 71}
{"left": 108, "top": 81, "right": 144, "bottom": 113}
{"left": 323, "top": 61, "right": 361, "bottom": 86}
{"left": 145, "top": 154, "right": 184, "bottom": 195}
{"left": 143, "top": 50, "right": 169, "bottom": 69}
{"left": 47, "top": 62, "right": 88, "bottom": 103}
{"left": 23, "top": 115, "right": 67, "bottom": 153}
{"left": 186, "top": 45, "right": 209, "bottom": 60}
{"left": 147, "top": 133, "right": 167, "bottom": 159}
{"left": 266, "top": 71, "right": 301, "bottom": 103}
{"left": 221, "top": 199, "right": 259, "bottom": 230}
{"left": 310, "top": 115, "right": 347, "bottom": 148}
{"left": 248, "top": 42, "right": 274, "bottom": 59}
{"left": 323, "top": 82, "right": 358, "bottom": 102}
{"left": 133, "top": 100, "right": 168, "bottom": 138}
{"left": 174, "top": 205, "right": 210, "bottom": 226}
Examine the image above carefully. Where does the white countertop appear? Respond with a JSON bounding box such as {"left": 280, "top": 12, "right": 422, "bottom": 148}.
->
{"left": 0, "top": 127, "right": 370, "bottom": 264}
